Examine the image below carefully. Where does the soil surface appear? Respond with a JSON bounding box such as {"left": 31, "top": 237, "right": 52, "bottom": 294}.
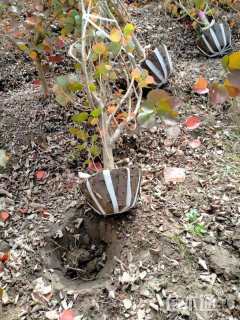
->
{"left": 0, "top": 1, "right": 240, "bottom": 320}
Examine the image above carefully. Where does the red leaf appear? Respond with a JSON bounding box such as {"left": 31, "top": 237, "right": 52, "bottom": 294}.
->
{"left": 32, "top": 79, "right": 41, "bottom": 86}
{"left": 35, "top": 170, "right": 47, "bottom": 181}
{"left": 59, "top": 309, "right": 75, "bottom": 320}
{"left": 0, "top": 211, "right": 10, "bottom": 222}
{"left": 0, "top": 251, "right": 10, "bottom": 263}
{"left": 88, "top": 161, "right": 103, "bottom": 173}
{"left": 184, "top": 116, "right": 201, "bottom": 130}
{"left": 48, "top": 55, "right": 64, "bottom": 63}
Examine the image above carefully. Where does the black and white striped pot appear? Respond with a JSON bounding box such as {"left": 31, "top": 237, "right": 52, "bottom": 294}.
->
{"left": 81, "top": 167, "right": 142, "bottom": 216}
{"left": 197, "top": 20, "right": 232, "bottom": 57}
{"left": 141, "top": 45, "right": 173, "bottom": 87}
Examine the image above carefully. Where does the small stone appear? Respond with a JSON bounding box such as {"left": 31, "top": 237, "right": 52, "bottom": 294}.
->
{"left": 120, "top": 272, "right": 133, "bottom": 284}
{"left": 205, "top": 245, "right": 240, "bottom": 279}
{"left": 108, "top": 290, "right": 115, "bottom": 299}
{"left": 156, "top": 294, "right": 164, "bottom": 308}
{"left": 123, "top": 299, "right": 132, "bottom": 310}
{"left": 45, "top": 310, "right": 58, "bottom": 320}
{"left": 139, "top": 271, "right": 147, "bottom": 280}
{"left": 0, "top": 240, "right": 10, "bottom": 252}
{"left": 137, "top": 309, "right": 145, "bottom": 320}
{"left": 140, "top": 288, "right": 151, "bottom": 298}
{"left": 149, "top": 303, "right": 159, "bottom": 311}
{"left": 198, "top": 258, "right": 208, "bottom": 271}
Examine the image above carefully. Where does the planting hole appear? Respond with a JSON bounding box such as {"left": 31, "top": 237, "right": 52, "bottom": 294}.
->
{"left": 42, "top": 207, "right": 121, "bottom": 287}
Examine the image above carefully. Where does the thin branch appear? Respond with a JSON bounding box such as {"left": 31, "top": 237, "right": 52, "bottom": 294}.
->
{"left": 107, "top": 77, "right": 135, "bottom": 127}
{"left": 110, "top": 89, "right": 142, "bottom": 144}
{"left": 80, "top": 0, "right": 95, "bottom": 108}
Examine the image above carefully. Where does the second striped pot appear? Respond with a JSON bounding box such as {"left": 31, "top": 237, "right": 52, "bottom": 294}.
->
{"left": 197, "top": 20, "right": 232, "bottom": 57}
{"left": 81, "top": 167, "right": 142, "bottom": 216}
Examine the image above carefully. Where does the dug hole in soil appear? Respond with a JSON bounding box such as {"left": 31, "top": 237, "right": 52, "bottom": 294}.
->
{"left": 41, "top": 206, "right": 122, "bottom": 292}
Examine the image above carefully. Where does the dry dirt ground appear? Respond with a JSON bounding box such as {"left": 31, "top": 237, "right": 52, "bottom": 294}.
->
{"left": 0, "top": 1, "right": 240, "bottom": 320}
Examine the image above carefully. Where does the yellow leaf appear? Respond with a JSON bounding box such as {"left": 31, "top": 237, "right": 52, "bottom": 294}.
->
{"left": 145, "top": 75, "right": 156, "bottom": 85}
{"left": 110, "top": 28, "right": 122, "bottom": 43}
{"left": 107, "top": 105, "right": 117, "bottom": 113}
{"left": 92, "top": 42, "right": 107, "bottom": 55}
{"left": 29, "top": 51, "right": 38, "bottom": 60}
{"left": 224, "top": 79, "right": 240, "bottom": 97}
{"left": 90, "top": 117, "right": 99, "bottom": 126}
{"left": 131, "top": 68, "right": 141, "bottom": 80}
{"left": 228, "top": 52, "right": 240, "bottom": 71}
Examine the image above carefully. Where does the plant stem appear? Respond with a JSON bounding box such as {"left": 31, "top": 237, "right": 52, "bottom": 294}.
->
{"left": 101, "top": 109, "right": 115, "bottom": 170}
{"left": 35, "top": 56, "right": 48, "bottom": 97}
{"left": 107, "top": 0, "right": 145, "bottom": 59}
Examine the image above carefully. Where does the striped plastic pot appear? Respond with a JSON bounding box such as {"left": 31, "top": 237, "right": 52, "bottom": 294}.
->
{"left": 81, "top": 167, "right": 142, "bottom": 216}
{"left": 141, "top": 45, "right": 173, "bottom": 87}
{"left": 197, "top": 20, "right": 232, "bottom": 57}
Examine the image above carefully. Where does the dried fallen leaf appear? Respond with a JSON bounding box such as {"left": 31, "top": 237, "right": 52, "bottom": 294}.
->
{"left": 59, "top": 309, "right": 75, "bottom": 320}
{"left": 184, "top": 116, "right": 201, "bottom": 130}
{"left": 0, "top": 211, "right": 10, "bottom": 222}
{"left": 193, "top": 76, "right": 209, "bottom": 94}
{"left": 35, "top": 170, "right": 47, "bottom": 181}
{"left": 0, "top": 149, "right": 9, "bottom": 168}
{"left": 164, "top": 167, "right": 186, "bottom": 184}
{"left": 0, "top": 288, "right": 9, "bottom": 304}
{"left": 32, "top": 277, "right": 53, "bottom": 304}
{"left": 188, "top": 139, "right": 201, "bottom": 149}
{"left": 166, "top": 125, "right": 181, "bottom": 140}
{"left": 209, "top": 83, "right": 229, "bottom": 105}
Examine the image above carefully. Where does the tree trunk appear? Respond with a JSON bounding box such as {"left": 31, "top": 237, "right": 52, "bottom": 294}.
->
{"left": 101, "top": 110, "right": 115, "bottom": 170}
{"left": 35, "top": 57, "right": 48, "bottom": 97}
{"left": 102, "top": 141, "right": 115, "bottom": 170}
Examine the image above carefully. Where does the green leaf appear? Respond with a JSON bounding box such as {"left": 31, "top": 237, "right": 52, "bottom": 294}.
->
{"left": 91, "top": 134, "right": 98, "bottom": 143}
{"left": 71, "top": 9, "right": 79, "bottom": 18}
{"left": 108, "top": 42, "right": 121, "bottom": 56}
{"left": 123, "top": 23, "right": 135, "bottom": 37}
{"left": 56, "top": 76, "right": 68, "bottom": 87}
{"left": 186, "top": 209, "right": 199, "bottom": 223}
{"left": 68, "top": 81, "right": 83, "bottom": 92}
{"left": 74, "top": 63, "right": 81, "bottom": 70}
{"left": 89, "top": 145, "right": 101, "bottom": 157}
{"left": 193, "top": 223, "right": 206, "bottom": 236}
{"left": 91, "top": 107, "right": 102, "bottom": 118}
{"left": 75, "top": 143, "right": 87, "bottom": 152}
{"left": 146, "top": 89, "right": 178, "bottom": 118}
{"left": 72, "top": 112, "right": 89, "bottom": 123}
{"left": 69, "top": 128, "right": 88, "bottom": 141}
{"left": 137, "top": 105, "right": 155, "bottom": 128}
{"left": 88, "top": 83, "right": 96, "bottom": 92}
{"left": 17, "top": 42, "right": 28, "bottom": 52}
{"left": 74, "top": 14, "right": 81, "bottom": 26}
{"left": 95, "top": 63, "right": 110, "bottom": 78}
